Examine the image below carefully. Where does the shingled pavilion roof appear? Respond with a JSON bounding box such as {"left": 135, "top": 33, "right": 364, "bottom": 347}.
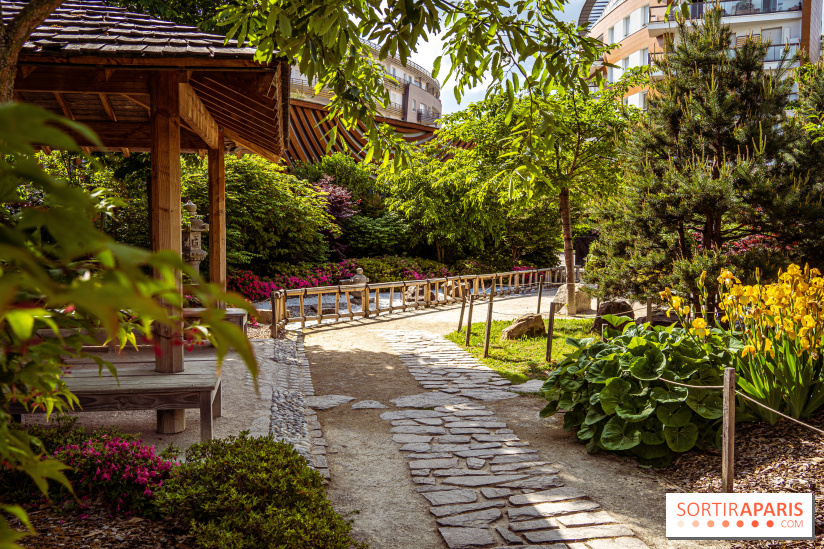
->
{"left": 7, "top": 0, "right": 290, "bottom": 160}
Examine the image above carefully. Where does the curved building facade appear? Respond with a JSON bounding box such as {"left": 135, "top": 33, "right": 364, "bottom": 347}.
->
{"left": 291, "top": 41, "right": 442, "bottom": 126}
{"left": 579, "top": 0, "right": 822, "bottom": 108}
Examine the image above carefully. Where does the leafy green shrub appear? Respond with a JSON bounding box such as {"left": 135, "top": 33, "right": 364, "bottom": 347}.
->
{"left": 354, "top": 256, "right": 451, "bottom": 282}
{"left": 157, "top": 433, "right": 365, "bottom": 549}
{"left": 342, "top": 212, "right": 414, "bottom": 257}
{"left": 541, "top": 318, "right": 730, "bottom": 466}
{"left": 291, "top": 152, "right": 380, "bottom": 216}
{"left": 183, "top": 156, "right": 335, "bottom": 274}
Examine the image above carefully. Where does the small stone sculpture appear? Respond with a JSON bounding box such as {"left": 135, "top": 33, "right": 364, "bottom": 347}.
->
{"left": 181, "top": 200, "right": 209, "bottom": 274}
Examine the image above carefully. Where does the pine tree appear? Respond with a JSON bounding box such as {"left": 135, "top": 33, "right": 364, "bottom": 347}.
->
{"left": 586, "top": 6, "right": 818, "bottom": 301}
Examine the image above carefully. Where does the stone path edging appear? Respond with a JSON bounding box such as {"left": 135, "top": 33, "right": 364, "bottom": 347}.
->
{"left": 378, "top": 330, "right": 650, "bottom": 549}
{"left": 246, "top": 333, "right": 330, "bottom": 480}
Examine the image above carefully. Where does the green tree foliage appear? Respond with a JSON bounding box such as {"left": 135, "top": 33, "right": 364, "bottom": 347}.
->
{"left": 585, "top": 8, "right": 821, "bottom": 302}
{"left": 342, "top": 212, "right": 413, "bottom": 257}
{"left": 0, "top": 104, "right": 255, "bottom": 548}
{"left": 182, "top": 156, "right": 336, "bottom": 274}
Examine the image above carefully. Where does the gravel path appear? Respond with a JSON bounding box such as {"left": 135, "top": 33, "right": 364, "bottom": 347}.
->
{"left": 300, "top": 295, "right": 727, "bottom": 549}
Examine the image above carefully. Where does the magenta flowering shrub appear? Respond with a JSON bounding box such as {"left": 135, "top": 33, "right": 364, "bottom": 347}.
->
{"left": 53, "top": 435, "right": 176, "bottom": 516}
{"left": 228, "top": 260, "right": 358, "bottom": 302}
{"left": 314, "top": 175, "right": 357, "bottom": 222}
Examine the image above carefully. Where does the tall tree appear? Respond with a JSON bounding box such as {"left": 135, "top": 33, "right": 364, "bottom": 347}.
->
{"left": 585, "top": 7, "right": 816, "bottom": 302}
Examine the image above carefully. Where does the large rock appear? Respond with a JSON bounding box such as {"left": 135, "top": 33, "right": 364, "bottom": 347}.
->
{"left": 445, "top": 280, "right": 468, "bottom": 298}
{"left": 501, "top": 314, "right": 546, "bottom": 340}
{"left": 636, "top": 311, "right": 679, "bottom": 328}
{"left": 405, "top": 285, "right": 437, "bottom": 303}
{"left": 590, "top": 300, "right": 634, "bottom": 334}
{"left": 553, "top": 284, "right": 592, "bottom": 314}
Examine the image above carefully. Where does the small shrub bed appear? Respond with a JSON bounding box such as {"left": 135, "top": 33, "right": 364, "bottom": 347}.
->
{"left": 542, "top": 317, "right": 729, "bottom": 466}
{"left": 157, "top": 433, "right": 365, "bottom": 549}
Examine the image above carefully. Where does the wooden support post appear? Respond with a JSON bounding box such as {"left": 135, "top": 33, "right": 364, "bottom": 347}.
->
{"left": 199, "top": 390, "right": 213, "bottom": 441}
{"left": 318, "top": 293, "right": 323, "bottom": 325}
{"left": 722, "top": 367, "right": 736, "bottom": 493}
{"left": 299, "top": 290, "right": 306, "bottom": 328}
{"left": 271, "top": 291, "right": 279, "bottom": 338}
{"left": 458, "top": 293, "right": 467, "bottom": 332}
{"left": 151, "top": 70, "right": 185, "bottom": 434}
{"left": 464, "top": 295, "right": 475, "bottom": 346}
{"left": 545, "top": 303, "right": 556, "bottom": 362}
{"left": 212, "top": 381, "right": 222, "bottom": 419}
{"left": 364, "top": 285, "right": 370, "bottom": 318}
{"left": 425, "top": 280, "right": 431, "bottom": 308}
{"left": 646, "top": 297, "right": 652, "bottom": 322}
{"left": 208, "top": 129, "right": 226, "bottom": 302}
{"left": 482, "top": 287, "right": 495, "bottom": 358}
{"left": 537, "top": 276, "right": 544, "bottom": 314}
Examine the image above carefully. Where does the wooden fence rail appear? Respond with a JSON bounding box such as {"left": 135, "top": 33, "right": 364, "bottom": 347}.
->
{"left": 270, "top": 266, "right": 583, "bottom": 335}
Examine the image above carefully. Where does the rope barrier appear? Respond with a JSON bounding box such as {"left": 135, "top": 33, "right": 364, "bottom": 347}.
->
{"left": 656, "top": 377, "right": 824, "bottom": 436}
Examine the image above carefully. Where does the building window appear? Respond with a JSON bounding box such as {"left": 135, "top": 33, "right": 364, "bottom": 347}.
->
{"left": 608, "top": 66, "right": 614, "bottom": 83}
{"left": 623, "top": 16, "right": 630, "bottom": 37}
{"left": 641, "top": 91, "right": 648, "bottom": 111}
{"left": 608, "top": 26, "right": 614, "bottom": 43}
{"left": 642, "top": 4, "right": 649, "bottom": 25}
{"left": 622, "top": 57, "right": 629, "bottom": 70}
{"left": 641, "top": 47, "right": 649, "bottom": 65}
{"left": 412, "top": 99, "right": 417, "bottom": 111}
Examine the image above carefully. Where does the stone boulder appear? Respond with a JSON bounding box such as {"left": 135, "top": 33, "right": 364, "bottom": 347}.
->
{"left": 445, "top": 280, "right": 468, "bottom": 298}
{"left": 255, "top": 308, "right": 273, "bottom": 324}
{"left": 405, "top": 285, "right": 437, "bottom": 303}
{"left": 636, "top": 311, "right": 679, "bottom": 328}
{"left": 553, "top": 284, "right": 592, "bottom": 314}
{"left": 501, "top": 314, "right": 547, "bottom": 340}
{"left": 590, "top": 300, "right": 634, "bottom": 334}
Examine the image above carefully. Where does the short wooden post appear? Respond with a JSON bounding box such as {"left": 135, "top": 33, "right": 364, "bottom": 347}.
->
{"left": 464, "top": 295, "right": 475, "bottom": 346}
{"left": 458, "top": 293, "right": 467, "bottom": 332}
{"left": 537, "top": 276, "right": 544, "bottom": 314}
{"left": 545, "top": 302, "right": 556, "bottom": 362}
{"left": 646, "top": 297, "right": 652, "bottom": 322}
{"left": 364, "top": 284, "right": 370, "bottom": 318}
{"left": 299, "top": 289, "right": 306, "bottom": 328}
{"left": 722, "top": 367, "right": 736, "bottom": 493}
{"left": 575, "top": 265, "right": 580, "bottom": 282}
{"left": 482, "top": 287, "right": 495, "bottom": 358}
{"left": 276, "top": 292, "right": 280, "bottom": 339}
{"left": 425, "top": 279, "right": 431, "bottom": 308}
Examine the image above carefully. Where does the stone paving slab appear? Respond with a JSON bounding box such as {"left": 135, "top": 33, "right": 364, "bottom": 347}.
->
{"left": 378, "top": 330, "right": 650, "bottom": 549}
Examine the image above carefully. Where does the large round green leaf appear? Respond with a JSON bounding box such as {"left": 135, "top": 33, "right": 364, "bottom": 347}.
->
{"left": 584, "top": 404, "right": 607, "bottom": 425}
{"left": 586, "top": 359, "right": 619, "bottom": 384}
{"left": 650, "top": 385, "right": 688, "bottom": 403}
{"left": 656, "top": 403, "right": 692, "bottom": 427}
{"left": 630, "top": 347, "right": 666, "bottom": 380}
{"left": 616, "top": 396, "right": 656, "bottom": 423}
{"left": 631, "top": 442, "right": 670, "bottom": 460}
{"left": 599, "top": 378, "right": 631, "bottom": 415}
{"left": 664, "top": 423, "right": 699, "bottom": 452}
{"left": 686, "top": 390, "right": 723, "bottom": 419}
{"left": 577, "top": 422, "right": 597, "bottom": 441}
{"left": 601, "top": 416, "right": 642, "bottom": 451}
{"left": 563, "top": 407, "right": 586, "bottom": 431}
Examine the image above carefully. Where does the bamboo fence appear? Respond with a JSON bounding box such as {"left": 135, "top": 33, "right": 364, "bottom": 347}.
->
{"left": 269, "top": 266, "right": 584, "bottom": 335}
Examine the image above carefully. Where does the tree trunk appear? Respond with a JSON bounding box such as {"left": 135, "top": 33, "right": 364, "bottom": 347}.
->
{"left": 559, "top": 187, "right": 576, "bottom": 315}
{"left": 0, "top": 0, "right": 67, "bottom": 102}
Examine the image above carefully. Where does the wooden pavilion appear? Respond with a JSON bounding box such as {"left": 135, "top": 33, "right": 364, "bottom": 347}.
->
{"left": 6, "top": 0, "right": 289, "bottom": 437}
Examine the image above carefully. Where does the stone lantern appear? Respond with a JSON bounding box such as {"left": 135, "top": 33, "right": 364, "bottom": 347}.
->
{"left": 181, "top": 200, "right": 209, "bottom": 274}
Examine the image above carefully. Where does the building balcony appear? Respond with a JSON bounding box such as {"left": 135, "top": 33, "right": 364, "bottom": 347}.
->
{"left": 381, "top": 102, "right": 405, "bottom": 119}
{"left": 646, "top": 43, "right": 798, "bottom": 78}
{"left": 417, "top": 111, "right": 440, "bottom": 125}
{"left": 648, "top": 0, "right": 802, "bottom": 36}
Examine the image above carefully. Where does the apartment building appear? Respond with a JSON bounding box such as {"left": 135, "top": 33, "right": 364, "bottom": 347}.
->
{"left": 290, "top": 41, "right": 442, "bottom": 126}
{"left": 579, "top": 0, "right": 823, "bottom": 108}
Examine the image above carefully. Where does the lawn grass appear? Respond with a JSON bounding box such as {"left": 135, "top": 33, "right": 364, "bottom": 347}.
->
{"left": 444, "top": 318, "right": 594, "bottom": 385}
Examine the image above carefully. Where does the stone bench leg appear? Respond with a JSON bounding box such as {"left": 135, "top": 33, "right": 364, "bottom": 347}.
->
{"left": 200, "top": 391, "right": 213, "bottom": 442}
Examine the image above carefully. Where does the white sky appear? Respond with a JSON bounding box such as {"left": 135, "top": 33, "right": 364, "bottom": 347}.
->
{"left": 408, "top": 0, "right": 588, "bottom": 114}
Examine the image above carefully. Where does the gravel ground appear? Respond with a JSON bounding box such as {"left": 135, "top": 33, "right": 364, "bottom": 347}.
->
{"left": 657, "top": 414, "right": 824, "bottom": 549}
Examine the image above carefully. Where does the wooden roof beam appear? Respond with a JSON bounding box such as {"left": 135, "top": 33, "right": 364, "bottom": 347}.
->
{"left": 54, "top": 92, "right": 75, "bottom": 120}
{"left": 179, "top": 82, "right": 218, "bottom": 150}
{"left": 224, "top": 128, "right": 279, "bottom": 163}
{"left": 100, "top": 93, "right": 118, "bottom": 122}
{"left": 17, "top": 67, "right": 150, "bottom": 94}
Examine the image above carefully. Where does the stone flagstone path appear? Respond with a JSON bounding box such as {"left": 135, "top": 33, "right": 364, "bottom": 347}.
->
{"left": 377, "top": 330, "right": 650, "bottom": 549}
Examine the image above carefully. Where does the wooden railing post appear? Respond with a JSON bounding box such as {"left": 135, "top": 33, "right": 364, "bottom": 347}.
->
{"left": 482, "top": 287, "right": 495, "bottom": 358}
{"left": 458, "top": 293, "right": 467, "bottom": 332}
{"left": 464, "top": 295, "right": 475, "bottom": 346}
{"left": 545, "top": 302, "right": 556, "bottom": 362}
{"left": 646, "top": 297, "right": 652, "bottom": 322}
{"left": 425, "top": 279, "right": 431, "bottom": 308}
{"left": 271, "top": 290, "right": 279, "bottom": 338}
{"left": 364, "top": 284, "right": 370, "bottom": 318}
{"left": 537, "top": 276, "right": 544, "bottom": 314}
{"left": 722, "top": 367, "right": 736, "bottom": 493}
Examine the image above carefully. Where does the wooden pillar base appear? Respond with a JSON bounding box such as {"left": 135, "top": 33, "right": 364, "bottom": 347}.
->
{"left": 156, "top": 409, "right": 185, "bottom": 434}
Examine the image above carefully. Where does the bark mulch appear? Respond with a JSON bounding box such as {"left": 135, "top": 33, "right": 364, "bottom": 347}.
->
{"left": 657, "top": 412, "right": 824, "bottom": 549}
{"left": 15, "top": 502, "right": 192, "bottom": 549}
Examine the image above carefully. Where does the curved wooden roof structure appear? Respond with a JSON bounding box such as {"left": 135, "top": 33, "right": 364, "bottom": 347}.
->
{"left": 4, "top": 0, "right": 290, "bottom": 436}
{"left": 6, "top": 0, "right": 289, "bottom": 161}
{"left": 285, "top": 99, "right": 472, "bottom": 167}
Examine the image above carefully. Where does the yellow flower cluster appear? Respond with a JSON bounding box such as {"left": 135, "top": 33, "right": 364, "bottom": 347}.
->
{"left": 717, "top": 264, "right": 823, "bottom": 358}
{"left": 659, "top": 287, "right": 690, "bottom": 317}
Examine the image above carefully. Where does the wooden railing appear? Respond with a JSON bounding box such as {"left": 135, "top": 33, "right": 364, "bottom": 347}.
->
{"left": 270, "top": 266, "right": 584, "bottom": 333}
